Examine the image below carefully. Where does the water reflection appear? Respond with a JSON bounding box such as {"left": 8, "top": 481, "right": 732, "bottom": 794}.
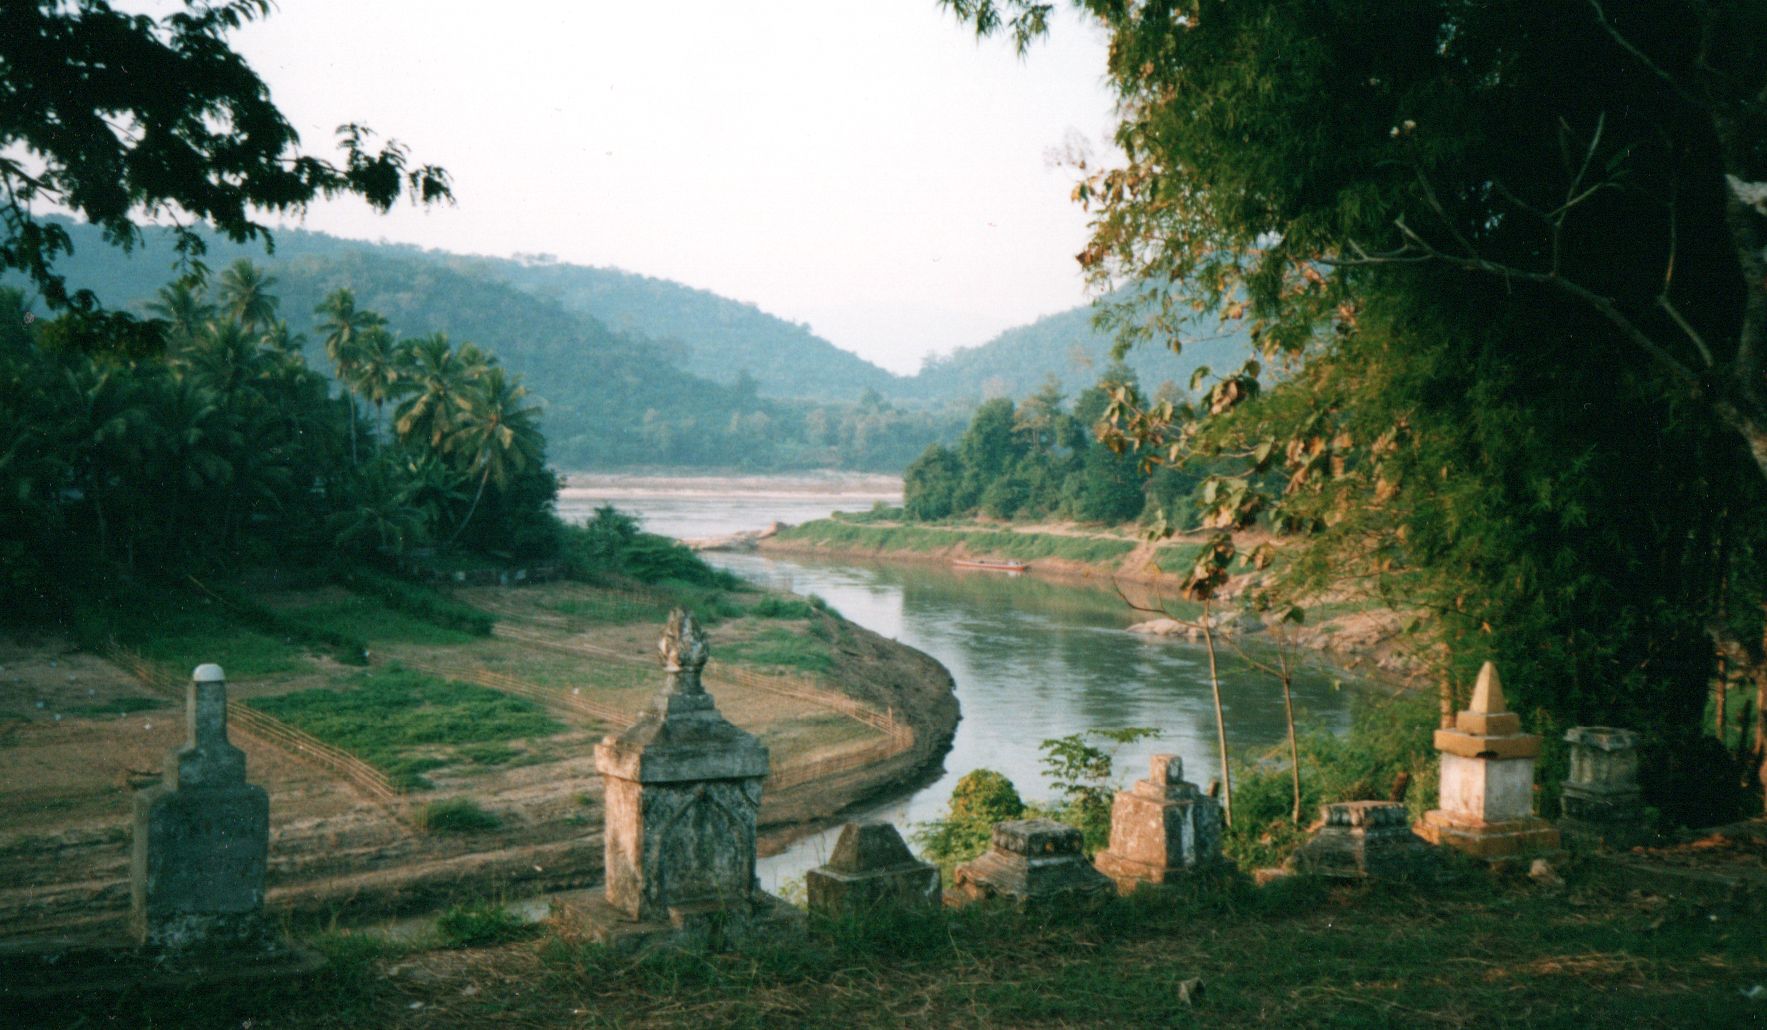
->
{"left": 710, "top": 551, "right": 1361, "bottom": 889}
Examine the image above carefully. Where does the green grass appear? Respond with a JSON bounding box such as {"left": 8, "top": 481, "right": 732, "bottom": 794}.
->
{"left": 415, "top": 798, "right": 501, "bottom": 834}
{"left": 434, "top": 901, "right": 538, "bottom": 948}
{"left": 543, "top": 594, "right": 673, "bottom": 624}
{"left": 246, "top": 664, "right": 564, "bottom": 788}
{"left": 746, "top": 594, "right": 826, "bottom": 620}
{"left": 124, "top": 605, "right": 307, "bottom": 679}
{"left": 719, "top": 627, "right": 835, "bottom": 674}
{"left": 283, "top": 597, "right": 478, "bottom": 647}
{"left": 63, "top": 695, "right": 167, "bottom": 717}
{"left": 778, "top": 520, "right": 1138, "bottom": 565}
{"left": 21, "top": 860, "right": 1765, "bottom": 1027}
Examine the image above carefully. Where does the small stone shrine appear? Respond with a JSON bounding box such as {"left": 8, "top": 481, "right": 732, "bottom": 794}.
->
{"left": 1417, "top": 662, "right": 1560, "bottom": 859}
{"left": 1093, "top": 754, "right": 1223, "bottom": 892}
{"left": 806, "top": 822, "right": 940, "bottom": 917}
{"left": 132, "top": 663, "right": 271, "bottom": 951}
{"left": 1558, "top": 726, "right": 1652, "bottom": 848}
{"left": 952, "top": 818, "right": 1113, "bottom": 907}
{"left": 1287, "top": 800, "right": 1441, "bottom": 880}
{"left": 576, "top": 609, "right": 796, "bottom": 949}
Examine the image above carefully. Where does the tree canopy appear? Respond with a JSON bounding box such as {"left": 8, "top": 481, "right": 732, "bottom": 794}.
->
{"left": 949, "top": 0, "right": 1767, "bottom": 819}
{"left": 0, "top": 0, "right": 451, "bottom": 312}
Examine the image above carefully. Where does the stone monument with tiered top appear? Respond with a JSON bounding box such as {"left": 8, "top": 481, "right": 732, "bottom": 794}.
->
{"left": 131, "top": 663, "right": 271, "bottom": 951}
{"left": 570, "top": 610, "right": 797, "bottom": 950}
{"left": 1417, "top": 662, "right": 1559, "bottom": 859}
{"left": 1093, "top": 754, "right": 1223, "bottom": 892}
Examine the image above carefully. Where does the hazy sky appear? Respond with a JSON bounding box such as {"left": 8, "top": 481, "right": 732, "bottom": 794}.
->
{"left": 230, "top": 1, "right": 1117, "bottom": 375}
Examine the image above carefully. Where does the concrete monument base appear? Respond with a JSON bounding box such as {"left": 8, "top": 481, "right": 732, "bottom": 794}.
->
{"left": 1416, "top": 811, "right": 1560, "bottom": 859}
{"left": 556, "top": 891, "right": 802, "bottom": 955}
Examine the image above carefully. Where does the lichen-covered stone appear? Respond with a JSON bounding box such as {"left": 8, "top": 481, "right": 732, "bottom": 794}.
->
{"left": 1093, "top": 755, "right": 1223, "bottom": 892}
{"left": 806, "top": 822, "right": 940, "bottom": 917}
{"left": 594, "top": 610, "right": 770, "bottom": 922}
{"left": 952, "top": 818, "right": 1112, "bottom": 906}
{"left": 1559, "top": 726, "right": 1652, "bottom": 847}
{"left": 130, "top": 664, "right": 270, "bottom": 951}
{"left": 1286, "top": 800, "right": 1442, "bottom": 880}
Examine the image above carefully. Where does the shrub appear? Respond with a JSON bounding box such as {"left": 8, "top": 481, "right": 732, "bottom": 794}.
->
{"left": 913, "top": 769, "right": 1027, "bottom": 873}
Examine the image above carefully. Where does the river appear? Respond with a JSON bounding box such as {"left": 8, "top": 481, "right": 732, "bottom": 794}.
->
{"left": 557, "top": 475, "right": 1362, "bottom": 891}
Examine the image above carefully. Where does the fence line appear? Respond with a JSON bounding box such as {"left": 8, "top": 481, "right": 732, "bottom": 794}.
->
{"left": 104, "top": 645, "right": 408, "bottom": 816}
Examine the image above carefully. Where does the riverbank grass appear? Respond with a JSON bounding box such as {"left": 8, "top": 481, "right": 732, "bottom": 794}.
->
{"left": 780, "top": 519, "right": 1139, "bottom": 564}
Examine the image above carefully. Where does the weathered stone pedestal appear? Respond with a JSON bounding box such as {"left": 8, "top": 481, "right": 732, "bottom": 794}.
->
{"left": 1417, "top": 663, "right": 1560, "bottom": 860}
{"left": 1093, "top": 755, "right": 1223, "bottom": 892}
{"left": 806, "top": 822, "right": 940, "bottom": 918}
{"left": 1558, "top": 726, "right": 1652, "bottom": 848}
{"left": 132, "top": 663, "right": 272, "bottom": 951}
{"left": 952, "top": 819, "right": 1112, "bottom": 907}
{"left": 570, "top": 610, "right": 798, "bottom": 952}
{"left": 1287, "top": 801, "right": 1442, "bottom": 880}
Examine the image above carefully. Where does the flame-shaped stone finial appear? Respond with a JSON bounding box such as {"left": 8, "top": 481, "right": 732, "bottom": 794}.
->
{"left": 658, "top": 608, "right": 709, "bottom": 685}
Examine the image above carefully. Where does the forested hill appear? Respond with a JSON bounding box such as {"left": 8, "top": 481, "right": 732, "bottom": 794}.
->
{"left": 21, "top": 220, "right": 964, "bottom": 471}
{"left": 896, "top": 301, "right": 1255, "bottom": 405}
{"left": 26, "top": 220, "right": 1253, "bottom": 470}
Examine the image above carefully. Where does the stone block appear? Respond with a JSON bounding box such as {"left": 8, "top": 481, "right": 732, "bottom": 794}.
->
{"left": 1093, "top": 755, "right": 1223, "bottom": 892}
{"left": 1558, "top": 726, "right": 1652, "bottom": 848}
{"left": 1286, "top": 801, "right": 1442, "bottom": 880}
{"left": 130, "top": 664, "right": 271, "bottom": 951}
{"left": 806, "top": 822, "right": 940, "bottom": 917}
{"left": 952, "top": 818, "right": 1112, "bottom": 907}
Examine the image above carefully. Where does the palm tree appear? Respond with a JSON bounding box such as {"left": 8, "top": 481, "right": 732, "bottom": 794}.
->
{"left": 217, "top": 260, "right": 279, "bottom": 334}
{"left": 441, "top": 366, "right": 543, "bottom": 548}
{"left": 393, "top": 333, "right": 480, "bottom": 452}
{"left": 316, "top": 288, "right": 386, "bottom": 464}
{"left": 348, "top": 326, "right": 402, "bottom": 442}
{"left": 144, "top": 281, "right": 215, "bottom": 346}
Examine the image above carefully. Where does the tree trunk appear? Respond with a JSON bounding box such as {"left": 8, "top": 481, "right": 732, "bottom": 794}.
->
{"left": 1279, "top": 649, "right": 1302, "bottom": 825}
{"left": 445, "top": 461, "right": 492, "bottom": 551}
{"left": 1199, "top": 604, "right": 1233, "bottom": 828}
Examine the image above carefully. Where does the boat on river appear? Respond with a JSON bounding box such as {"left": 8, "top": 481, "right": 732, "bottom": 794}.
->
{"left": 952, "top": 557, "right": 1029, "bottom": 573}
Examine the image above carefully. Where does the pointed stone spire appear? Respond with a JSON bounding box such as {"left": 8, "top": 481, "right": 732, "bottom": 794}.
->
{"left": 1469, "top": 662, "right": 1506, "bottom": 714}
{"left": 1452, "top": 661, "right": 1521, "bottom": 737}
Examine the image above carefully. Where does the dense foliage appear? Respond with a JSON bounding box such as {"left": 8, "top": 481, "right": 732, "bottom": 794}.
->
{"left": 951, "top": 0, "right": 1767, "bottom": 816}
{"left": 903, "top": 369, "right": 1201, "bottom": 524}
{"left": 0, "top": 271, "right": 558, "bottom": 613}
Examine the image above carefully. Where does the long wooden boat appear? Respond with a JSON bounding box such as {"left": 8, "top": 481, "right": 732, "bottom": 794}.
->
{"left": 952, "top": 557, "right": 1029, "bottom": 573}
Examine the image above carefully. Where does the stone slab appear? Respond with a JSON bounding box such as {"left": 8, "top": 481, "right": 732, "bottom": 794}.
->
{"left": 1286, "top": 801, "right": 1444, "bottom": 881}
{"left": 951, "top": 819, "right": 1112, "bottom": 907}
{"left": 806, "top": 823, "right": 940, "bottom": 917}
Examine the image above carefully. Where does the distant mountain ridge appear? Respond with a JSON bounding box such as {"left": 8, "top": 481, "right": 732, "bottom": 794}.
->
{"left": 20, "top": 220, "right": 1252, "bottom": 470}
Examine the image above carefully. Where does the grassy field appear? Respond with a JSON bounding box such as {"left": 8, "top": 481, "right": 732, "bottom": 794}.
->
{"left": 31, "top": 861, "right": 1764, "bottom": 1028}
{"left": 778, "top": 520, "right": 1140, "bottom": 565}
{"left": 247, "top": 665, "right": 565, "bottom": 789}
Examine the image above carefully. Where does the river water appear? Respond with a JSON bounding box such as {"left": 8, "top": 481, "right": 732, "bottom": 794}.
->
{"left": 557, "top": 475, "right": 1361, "bottom": 891}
